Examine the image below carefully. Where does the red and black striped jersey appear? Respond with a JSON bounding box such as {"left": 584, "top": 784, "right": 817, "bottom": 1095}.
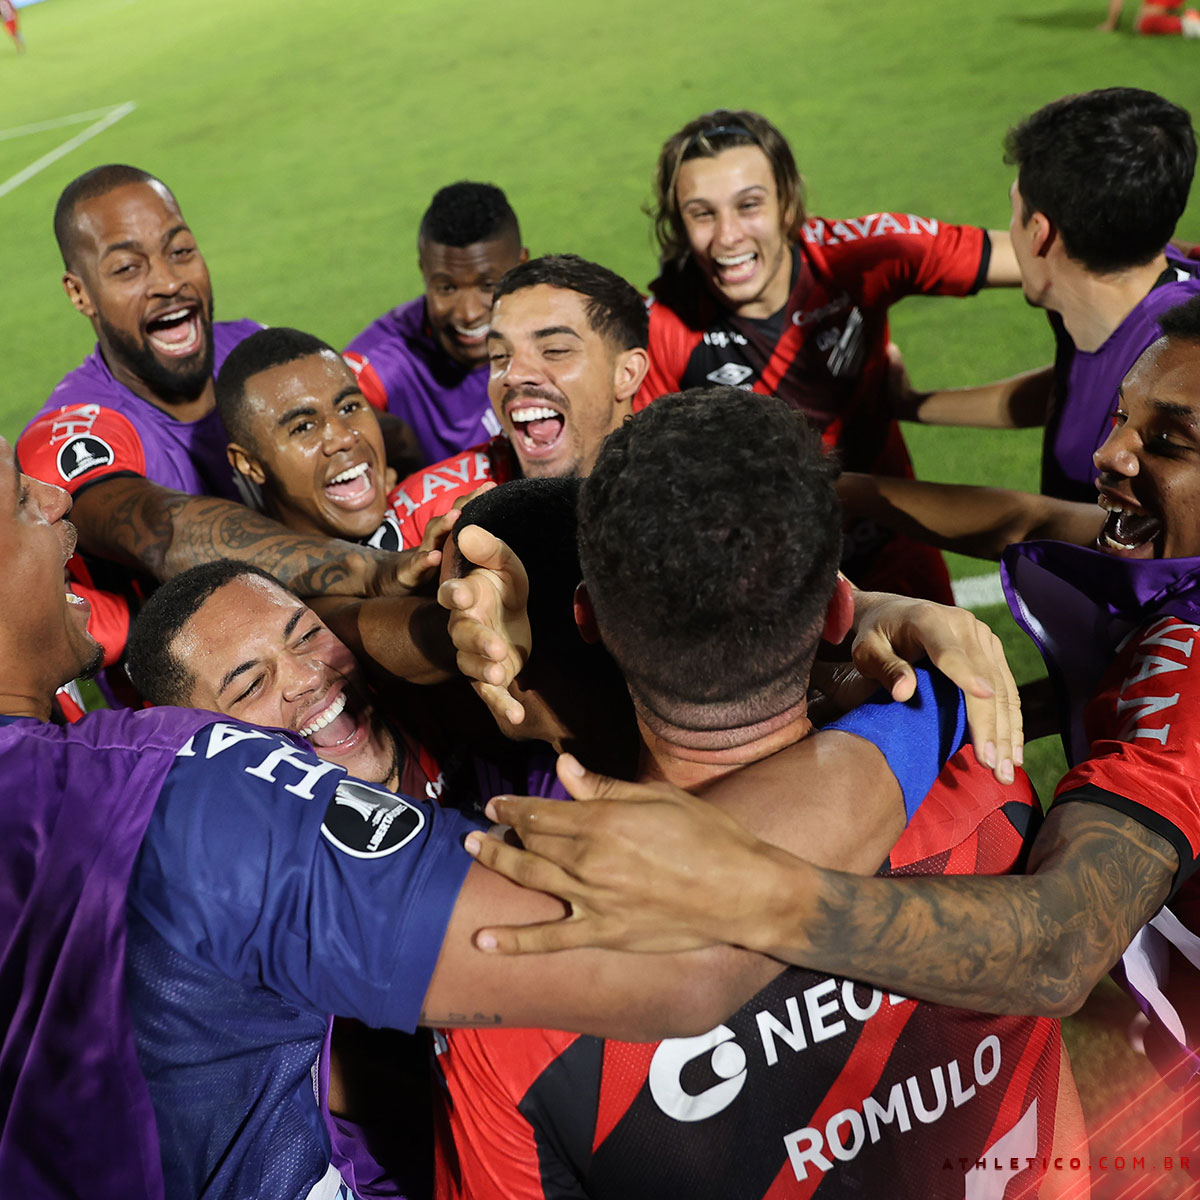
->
{"left": 434, "top": 747, "right": 1064, "bottom": 1200}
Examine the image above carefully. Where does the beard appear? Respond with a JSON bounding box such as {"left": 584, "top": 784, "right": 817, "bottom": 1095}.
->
{"left": 97, "top": 303, "right": 216, "bottom": 404}
{"left": 80, "top": 639, "right": 105, "bottom": 681}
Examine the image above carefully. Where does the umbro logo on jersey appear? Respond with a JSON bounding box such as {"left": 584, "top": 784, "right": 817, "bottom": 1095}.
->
{"left": 56, "top": 434, "right": 114, "bottom": 482}
{"left": 321, "top": 778, "right": 424, "bottom": 859}
{"left": 705, "top": 363, "right": 754, "bottom": 387}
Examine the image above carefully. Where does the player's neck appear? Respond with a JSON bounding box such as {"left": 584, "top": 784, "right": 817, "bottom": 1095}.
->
{"left": 1054, "top": 252, "right": 1170, "bottom": 354}
{"left": 0, "top": 680, "right": 53, "bottom": 722}
{"left": 637, "top": 702, "right": 812, "bottom": 791}
{"left": 102, "top": 349, "right": 216, "bottom": 422}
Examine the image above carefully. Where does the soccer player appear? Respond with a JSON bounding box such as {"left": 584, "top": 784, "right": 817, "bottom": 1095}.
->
{"left": 390, "top": 254, "right": 648, "bottom": 547}
{"left": 901, "top": 88, "right": 1200, "bottom": 504}
{"left": 433, "top": 390, "right": 1079, "bottom": 1198}
{"left": 215, "top": 327, "right": 409, "bottom": 551}
{"left": 16, "top": 166, "right": 430, "bottom": 685}
{"left": 636, "top": 109, "right": 1020, "bottom": 602}
{"left": 0, "top": 0, "right": 24, "bottom": 51}
{"left": 465, "top": 297, "right": 1200, "bottom": 1170}
{"left": 346, "top": 181, "right": 529, "bottom": 464}
{"left": 1097, "top": 0, "right": 1200, "bottom": 33}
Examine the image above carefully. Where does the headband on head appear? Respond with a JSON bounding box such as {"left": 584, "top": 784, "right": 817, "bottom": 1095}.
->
{"left": 685, "top": 123, "right": 755, "bottom": 153}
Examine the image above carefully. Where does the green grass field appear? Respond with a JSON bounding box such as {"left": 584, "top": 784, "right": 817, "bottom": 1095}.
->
{"left": 3, "top": 0, "right": 1199, "bottom": 1187}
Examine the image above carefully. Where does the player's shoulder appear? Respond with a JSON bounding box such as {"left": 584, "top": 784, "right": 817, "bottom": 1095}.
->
{"left": 17, "top": 396, "right": 149, "bottom": 490}
{"left": 36, "top": 706, "right": 223, "bottom": 755}
{"left": 396, "top": 440, "right": 498, "bottom": 491}
{"left": 648, "top": 262, "right": 716, "bottom": 334}
{"left": 799, "top": 213, "right": 954, "bottom": 265}
{"left": 345, "top": 296, "right": 426, "bottom": 357}
{"left": 213, "top": 318, "right": 265, "bottom": 357}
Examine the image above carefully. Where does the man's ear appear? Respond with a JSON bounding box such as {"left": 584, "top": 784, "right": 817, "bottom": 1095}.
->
{"left": 63, "top": 272, "right": 95, "bottom": 318}
{"left": 821, "top": 574, "right": 855, "bottom": 646}
{"left": 613, "top": 347, "right": 650, "bottom": 402}
{"left": 573, "top": 581, "right": 602, "bottom": 644}
{"left": 518, "top": 245, "right": 530, "bottom": 265}
{"left": 1029, "top": 210, "right": 1056, "bottom": 259}
{"left": 227, "top": 443, "right": 266, "bottom": 486}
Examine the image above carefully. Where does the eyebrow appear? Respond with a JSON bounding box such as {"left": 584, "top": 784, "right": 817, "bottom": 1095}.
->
{"left": 682, "top": 184, "right": 769, "bottom": 206}
{"left": 217, "top": 606, "right": 307, "bottom": 695}
{"left": 1154, "top": 399, "right": 1199, "bottom": 422}
{"left": 533, "top": 325, "right": 582, "bottom": 340}
{"left": 99, "top": 224, "right": 191, "bottom": 260}
{"left": 276, "top": 386, "right": 361, "bottom": 427}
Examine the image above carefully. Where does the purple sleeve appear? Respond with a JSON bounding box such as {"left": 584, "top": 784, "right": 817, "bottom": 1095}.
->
{"left": 128, "top": 721, "right": 480, "bottom": 1031}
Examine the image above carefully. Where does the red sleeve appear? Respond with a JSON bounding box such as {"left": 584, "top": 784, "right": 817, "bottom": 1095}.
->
{"left": 802, "top": 216, "right": 988, "bottom": 311}
{"left": 434, "top": 1028, "right": 577, "bottom": 1200}
{"left": 342, "top": 351, "right": 388, "bottom": 412}
{"left": 17, "top": 404, "right": 147, "bottom": 496}
{"left": 636, "top": 299, "right": 699, "bottom": 411}
{"left": 1054, "top": 615, "right": 1200, "bottom": 888}
{"left": 67, "top": 554, "right": 133, "bottom": 668}
{"left": 888, "top": 746, "right": 1038, "bottom": 876}
{"left": 388, "top": 447, "right": 496, "bottom": 549}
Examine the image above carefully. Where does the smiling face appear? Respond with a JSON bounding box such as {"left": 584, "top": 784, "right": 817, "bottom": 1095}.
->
{"left": 170, "top": 574, "right": 398, "bottom": 784}
{"left": 0, "top": 441, "right": 102, "bottom": 716}
{"left": 419, "top": 234, "right": 527, "bottom": 369}
{"left": 228, "top": 351, "right": 389, "bottom": 541}
{"left": 486, "top": 284, "right": 646, "bottom": 479}
{"left": 63, "top": 181, "right": 215, "bottom": 411}
{"left": 1093, "top": 337, "right": 1200, "bottom": 560}
{"left": 675, "top": 145, "right": 794, "bottom": 320}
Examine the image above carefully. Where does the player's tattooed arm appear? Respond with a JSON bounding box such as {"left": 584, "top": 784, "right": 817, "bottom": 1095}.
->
{"left": 753, "top": 800, "right": 1177, "bottom": 1017}
{"left": 472, "top": 783, "right": 1176, "bottom": 1019}
{"left": 69, "top": 475, "right": 440, "bottom": 597}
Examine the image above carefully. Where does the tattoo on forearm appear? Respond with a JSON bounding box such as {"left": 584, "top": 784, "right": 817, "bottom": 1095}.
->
{"left": 78, "top": 478, "right": 385, "bottom": 594}
{"left": 794, "top": 806, "right": 1176, "bottom": 1016}
{"left": 419, "top": 1009, "right": 504, "bottom": 1028}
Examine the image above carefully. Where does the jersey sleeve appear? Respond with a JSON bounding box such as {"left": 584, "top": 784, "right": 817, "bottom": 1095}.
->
{"left": 17, "top": 403, "right": 147, "bottom": 495}
{"left": 805, "top": 216, "right": 989, "bottom": 310}
{"left": 824, "top": 664, "right": 967, "bottom": 822}
{"left": 388, "top": 447, "right": 496, "bottom": 549}
{"left": 434, "top": 1027, "right": 584, "bottom": 1200}
{"left": 68, "top": 563, "right": 132, "bottom": 668}
{"left": 128, "top": 721, "right": 481, "bottom": 1030}
{"left": 1052, "top": 615, "right": 1200, "bottom": 895}
{"left": 342, "top": 351, "right": 389, "bottom": 412}
{"left": 636, "top": 299, "right": 696, "bottom": 410}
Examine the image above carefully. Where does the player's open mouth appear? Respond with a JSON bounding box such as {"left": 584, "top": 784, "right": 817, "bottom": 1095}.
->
{"left": 65, "top": 590, "right": 89, "bottom": 611}
{"left": 298, "top": 689, "right": 367, "bottom": 751}
{"left": 324, "top": 461, "right": 377, "bottom": 510}
{"left": 451, "top": 320, "right": 490, "bottom": 345}
{"left": 1097, "top": 494, "right": 1162, "bottom": 558}
{"left": 508, "top": 404, "right": 566, "bottom": 457}
{"left": 715, "top": 251, "right": 758, "bottom": 285}
{"left": 145, "top": 305, "right": 204, "bottom": 357}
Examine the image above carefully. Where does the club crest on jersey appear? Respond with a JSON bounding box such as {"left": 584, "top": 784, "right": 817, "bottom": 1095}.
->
{"left": 56, "top": 434, "right": 114, "bottom": 482}
{"left": 705, "top": 362, "right": 754, "bottom": 388}
{"left": 321, "top": 777, "right": 424, "bottom": 858}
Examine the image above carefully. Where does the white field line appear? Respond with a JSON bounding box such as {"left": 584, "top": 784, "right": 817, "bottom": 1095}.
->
{"left": 0, "top": 105, "right": 132, "bottom": 142}
{"left": 0, "top": 101, "right": 136, "bottom": 200}
{"left": 951, "top": 571, "right": 1006, "bottom": 611}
